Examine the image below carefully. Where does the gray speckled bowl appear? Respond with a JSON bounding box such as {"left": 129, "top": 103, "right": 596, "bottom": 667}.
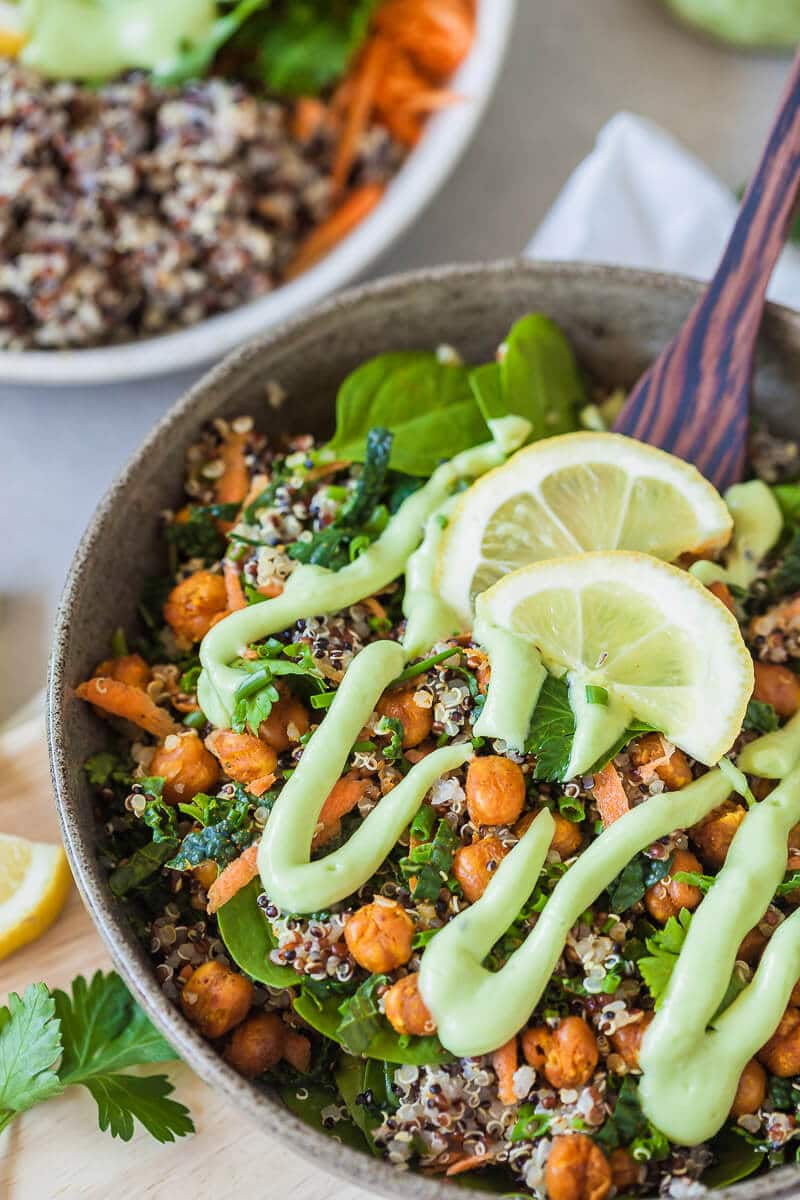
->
{"left": 48, "top": 262, "right": 800, "bottom": 1200}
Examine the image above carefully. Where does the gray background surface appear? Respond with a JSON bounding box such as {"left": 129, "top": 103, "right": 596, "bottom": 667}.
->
{"left": 0, "top": 0, "right": 792, "bottom": 721}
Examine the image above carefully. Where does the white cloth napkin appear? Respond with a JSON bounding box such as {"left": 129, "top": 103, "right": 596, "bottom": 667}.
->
{"left": 525, "top": 111, "right": 800, "bottom": 308}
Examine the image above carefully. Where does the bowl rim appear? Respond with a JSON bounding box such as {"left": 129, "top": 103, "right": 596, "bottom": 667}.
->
{"left": 47, "top": 259, "right": 800, "bottom": 1200}
{"left": 0, "top": 0, "right": 516, "bottom": 388}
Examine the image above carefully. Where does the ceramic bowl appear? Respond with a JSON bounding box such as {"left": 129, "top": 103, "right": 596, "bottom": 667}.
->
{"left": 1, "top": 0, "right": 515, "bottom": 387}
{"left": 48, "top": 261, "right": 800, "bottom": 1199}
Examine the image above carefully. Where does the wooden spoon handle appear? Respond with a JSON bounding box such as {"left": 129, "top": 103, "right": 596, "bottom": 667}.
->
{"left": 614, "top": 51, "right": 800, "bottom": 490}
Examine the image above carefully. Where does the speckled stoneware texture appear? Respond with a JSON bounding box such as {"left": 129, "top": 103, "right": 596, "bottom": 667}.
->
{"left": 49, "top": 261, "right": 800, "bottom": 1200}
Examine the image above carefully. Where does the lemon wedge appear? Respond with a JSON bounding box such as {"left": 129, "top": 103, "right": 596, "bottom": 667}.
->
{"left": 476, "top": 551, "right": 753, "bottom": 766}
{"left": 0, "top": 834, "right": 72, "bottom": 960}
{"left": 435, "top": 432, "right": 733, "bottom": 625}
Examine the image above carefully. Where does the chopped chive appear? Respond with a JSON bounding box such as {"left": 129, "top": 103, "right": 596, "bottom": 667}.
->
{"left": 233, "top": 667, "right": 271, "bottom": 702}
{"left": 310, "top": 691, "right": 336, "bottom": 710}
{"left": 585, "top": 685, "right": 609, "bottom": 706}
{"left": 393, "top": 647, "right": 462, "bottom": 684}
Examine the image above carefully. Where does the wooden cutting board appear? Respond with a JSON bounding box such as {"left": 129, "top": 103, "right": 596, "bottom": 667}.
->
{"left": 0, "top": 712, "right": 372, "bottom": 1200}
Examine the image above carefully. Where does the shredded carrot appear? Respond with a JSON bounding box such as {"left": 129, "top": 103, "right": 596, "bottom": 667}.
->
{"left": 491, "top": 1036, "right": 518, "bottom": 1107}
{"left": 592, "top": 762, "right": 630, "bottom": 827}
{"left": 75, "top": 676, "right": 180, "bottom": 740}
{"left": 257, "top": 580, "right": 285, "bottom": 599}
{"left": 363, "top": 596, "right": 387, "bottom": 623}
{"left": 223, "top": 560, "right": 247, "bottom": 612}
{"left": 332, "top": 34, "right": 391, "bottom": 190}
{"left": 708, "top": 580, "right": 736, "bottom": 614}
{"left": 446, "top": 1153, "right": 495, "bottom": 1177}
{"left": 207, "top": 843, "right": 260, "bottom": 914}
{"left": 287, "top": 184, "right": 386, "bottom": 279}
{"left": 312, "top": 773, "right": 370, "bottom": 848}
{"left": 216, "top": 431, "right": 250, "bottom": 508}
{"left": 291, "top": 97, "right": 331, "bottom": 144}
{"left": 374, "top": 0, "right": 475, "bottom": 80}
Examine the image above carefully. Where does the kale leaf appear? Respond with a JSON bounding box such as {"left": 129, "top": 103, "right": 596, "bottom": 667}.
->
{"left": 169, "top": 793, "right": 254, "bottom": 870}
{"left": 607, "top": 852, "right": 673, "bottom": 913}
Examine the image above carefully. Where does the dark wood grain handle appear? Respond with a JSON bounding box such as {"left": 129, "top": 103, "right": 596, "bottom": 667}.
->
{"left": 614, "top": 51, "right": 800, "bottom": 490}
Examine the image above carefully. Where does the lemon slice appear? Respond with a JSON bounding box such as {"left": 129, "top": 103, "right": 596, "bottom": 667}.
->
{"left": 477, "top": 551, "right": 753, "bottom": 766}
{"left": 0, "top": 834, "right": 72, "bottom": 960}
{"left": 436, "top": 432, "right": 733, "bottom": 625}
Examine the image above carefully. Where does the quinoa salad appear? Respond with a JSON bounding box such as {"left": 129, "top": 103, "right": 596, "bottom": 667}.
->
{"left": 0, "top": 0, "right": 474, "bottom": 350}
{"left": 76, "top": 314, "right": 800, "bottom": 1200}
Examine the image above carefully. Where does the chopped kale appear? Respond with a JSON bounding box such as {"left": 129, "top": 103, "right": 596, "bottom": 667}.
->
{"left": 168, "top": 794, "right": 254, "bottom": 870}
{"left": 399, "top": 808, "right": 460, "bottom": 901}
{"left": 607, "top": 852, "right": 673, "bottom": 913}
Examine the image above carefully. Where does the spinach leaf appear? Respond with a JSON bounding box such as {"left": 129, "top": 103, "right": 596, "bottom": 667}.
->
{"left": 109, "top": 840, "right": 178, "bottom": 899}
{"left": 468, "top": 362, "right": 505, "bottom": 421}
{"left": 280, "top": 1080, "right": 367, "bottom": 1151}
{"left": 772, "top": 483, "right": 800, "bottom": 529}
{"left": 499, "top": 314, "right": 583, "bottom": 441}
{"left": 152, "top": 0, "right": 269, "bottom": 86}
{"left": 336, "top": 976, "right": 388, "bottom": 1054}
{"left": 293, "top": 991, "right": 453, "bottom": 1065}
{"left": 607, "top": 853, "right": 673, "bottom": 913}
{"left": 333, "top": 1055, "right": 380, "bottom": 1154}
{"left": 289, "top": 427, "right": 393, "bottom": 569}
{"left": 328, "top": 354, "right": 489, "bottom": 476}
{"left": 594, "top": 1077, "right": 668, "bottom": 1161}
{"left": 702, "top": 1127, "right": 766, "bottom": 1188}
{"left": 743, "top": 699, "right": 780, "bottom": 734}
{"left": 216, "top": 880, "right": 298, "bottom": 987}
{"left": 257, "top": 0, "right": 379, "bottom": 96}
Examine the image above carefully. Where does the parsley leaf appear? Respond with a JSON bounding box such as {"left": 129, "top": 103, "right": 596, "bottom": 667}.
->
{"left": 638, "top": 908, "right": 692, "bottom": 1006}
{"left": 0, "top": 972, "right": 193, "bottom": 1144}
{"left": 257, "top": 0, "right": 379, "bottom": 96}
{"left": 0, "top": 985, "right": 63, "bottom": 1131}
{"left": 607, "top": 852, "right": 673, "bottom": 913}
{"left": 525, "top": 675, "right": 575, "bottom": 781}
{"left": 743, "top": 699, "right": 780, "bottom": 734}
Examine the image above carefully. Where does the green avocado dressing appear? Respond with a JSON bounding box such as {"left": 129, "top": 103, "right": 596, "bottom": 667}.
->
{"left": 691, "top": 480, "right": 782, "bottom": 591}
{"left": 402, "top": 495, "right": 463, "bottom": 658}
{"left": 471, "top": 614, "right": 546, "bottom": 751}
{"left": 257, "top": 640, "right": 471, "bottom": 913}
{"left": 198, "top": 438, "right": 515, "bottom": 729}
{"left": 19, "top": 0, "right": 217, "bottom": 81}
{"left": 419, "top": 769, "right": 731, "bottom": 1057}
{"left": 640, "top": 765, "right": 800, "bottom": 1143}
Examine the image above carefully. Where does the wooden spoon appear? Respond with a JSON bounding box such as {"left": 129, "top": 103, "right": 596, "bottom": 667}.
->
{"left": 613, "top": 51, "right": 800, "bottom": 492}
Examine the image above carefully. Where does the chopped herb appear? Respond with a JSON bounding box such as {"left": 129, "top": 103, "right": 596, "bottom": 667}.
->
{"left": 776, "top": 870, "right": 800, "bottom": 897}
{"left": 169, "top": 794, "right": 254, "bottom": 870}
{"left": 607, "top": 852, "right": 673, "bottom": 913}
{"left": 310, "top": 691, "right": 336, "bottom": 709}
{"left": 672, "top": 870, "right": 714, "bottom": 893}
{"left": 638, "top": 908, "right": 692, "bottom": 1006}
{"left": 376, "top": 715, "right": 404, "bottom": 763}
{"left": 743, "top": 699, "right": 780, "bottom": 734}
{"left": 336, "top": 975, "right": 388, "bottom": 1055}
{"left": 585, "top": 685, "right": 609, "bottom": 706}
{"left": 392, "top": 647, "right": 461, "bottom": 685}
{"left": 510, "top": 1106, "right": 552, "bottom": 1143}
{"left": 525, "top": 675, "right": 575, "bottom": 782}
{"left": 399, "top": 808, "right": 460, "bottom": 901}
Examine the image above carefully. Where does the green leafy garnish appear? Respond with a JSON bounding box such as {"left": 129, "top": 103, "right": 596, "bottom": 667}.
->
{"left": 336, "top": 976, "right": 388, "bottom": 1054}
{"left": 294, "top": 991, "right": 452, "bottom": 1065}
{"left": 152, "top": 0, "right": 269, "bottom": 86}
{"left": 743, "top": 698, "right": 780, "bottom": 734}
{"left": 256, "top": 0, "right": 379, "bottom": 96}
{"left": 702, "top": 1127, "right": 766, "bottom": 1188}
{"left": 399, "top": 806, "right": 460, "bottom": 901}
{"left": 594, "top": 1077, "right": 668, "bottom": 1161}
{"left": 109, "top": 839, "right": 178, "bottom": 898}
{"left": 392, "top": 647, "right": 461, "bottom": 684}
{"left": 607, "top": 852, "right": 673, "bottom": 913}
{"left": 289, "top": 427, "right": 393, "bottom": 569}
{"left": 497, "top": 314, "right": 584, "bottom": 440}
{"left": 525, "top": 675, "right": 575, "bottom": 782}
{"left": 0, "top": 974, "right": 192, "bottom": 1143}
{"left": 776, "top": 869, "right": 800, "bottom": 897}
{"left": 169, "top": 792, "right": 255, "bottom": 869}
{"left": 638, "top": 908, "right": 692, "bottom": 1006}
{"left": 84, "top": 751, "right": 133, "bottom": 789}
{"left": 672, "top": 870, "right": 714, "bottom": 893}
{"left": 328, "top": 354, "right": 489, "bottom": 477}
{"left": 510, "top": 1105, "right": 552, "bottom": 1143}
{"left": 216, "top": 880, "right": 298, "bottom": 986}
{"left": 165, "top": 505, "right": 232, "bottom": 565}
{"left": 585, "top": 685, "right": 609, "bottom": 706}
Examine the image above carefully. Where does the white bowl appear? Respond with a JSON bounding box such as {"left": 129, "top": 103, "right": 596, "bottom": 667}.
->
{"left": 1, "top": 0, "right": 516, "bottom": 386}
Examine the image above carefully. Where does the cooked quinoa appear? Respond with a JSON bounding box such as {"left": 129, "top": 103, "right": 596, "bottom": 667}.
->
{"left": 77, "top": 337, "right": 800, "bottom": 1198}
{"left": 0, "top": 63, "right": 402, "bottom": 349}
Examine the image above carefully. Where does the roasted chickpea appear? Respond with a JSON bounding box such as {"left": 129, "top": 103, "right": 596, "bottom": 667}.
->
{"left": 180, "top": 960, "right": 253, "bottom": 1039}
{"left": 163, "top": 570, "right": 227, "bottom": 642}
{"left": 225, "top": 1012, "right": 285, "bottom": 1078}
{"left": 149, "top": 731, "right": 220, "bottom": 805}
{"left": 791, "top": 980, "right": 800, "bottom": 1008}
{"left": 608, "top": 1148, "right": 643, "bottom": 1193}
{"left": 452, "top": 836, "right": 508, "bottom": 903}
{"left": 610, "top": 1012, "right": 654, "bottom": 1071}
{"left": 544, "top": 1133, "right": 611, "bottom": 1200}
{"left": 259, "top": 685, "right": 310, "bottom": 752}
{"left": 730, "top": 1058, "right": 767, "bottom": 1117}
{"left": 690, "top": 801, "right": 747, "bottom": 870}
{"left": 753, "top": 662, "right": 800, "bottom": 718}
{"left": 206, "top": 729, "right": 278, "bottom": 787}
{"left": 283, "top": 1030, "right": 312, "bottom": 1073}
{"left": 737, "top": 926, "right": 768, "bottom": 965}
{"left": 758, "top": 1007, "right": 800, "bottom": 1076}
{"left": 344, "top": 899, "right": 415, "bottom": 973}
{"left": 644, "top": 848, "right": 703, "bottom": 924}
{"left": 383, "top": 973, "right": 436, "bottom": 1037}
{"left": 466, "top": 756, "right": 526, "bottom": 826}
{"left": 376, "top": 686, "right": 433, "bottom": 748}
{"left": 94, "top": 653, "right": 151, "bottom": 689}
{"left": 630, "top": 732, "right": 692, "bottom": 790}
{"left": 551, "top": 813, "right": 583, "bottom": 860}
{"left": 521, "top": 1016, "right": 598, "bottom": 1090}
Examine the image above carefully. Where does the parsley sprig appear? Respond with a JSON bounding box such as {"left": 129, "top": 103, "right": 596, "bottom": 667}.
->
{"left": 0, "top": 972, "right": 193, "bottom": 1143}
